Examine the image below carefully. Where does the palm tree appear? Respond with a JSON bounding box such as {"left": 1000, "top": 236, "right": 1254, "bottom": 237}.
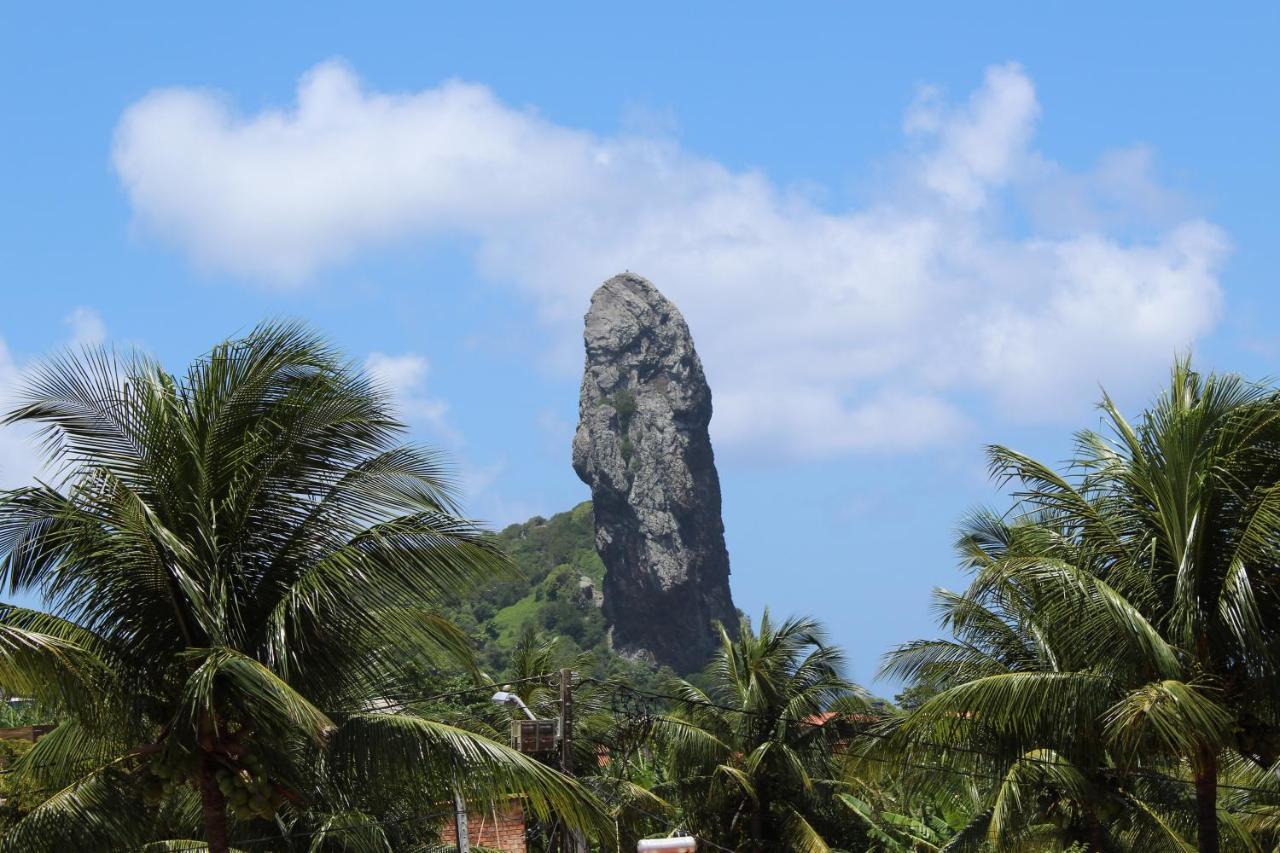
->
{"left": 1004, "top": 360, "right": 1280, "bottom": 852}
{"left": 876, "top": 515, "right": 1198, "bottom": 849}
{"left": 837, "top": 780, "right": 970, "bottom": 852}
{"left": 0, "top": 324, "right": 607, "bottom": 852}
{"left": 656, "top": 612, "right": 867, "bottom": 852}
{"left": 880, "top": 359, "right": 1280, "bottom": 852}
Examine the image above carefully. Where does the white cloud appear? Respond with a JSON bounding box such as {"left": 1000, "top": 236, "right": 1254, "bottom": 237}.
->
{"left": 455, "top": 456, "right": 526, "bottom": 526}
{"left": 114, "top": 61, "right": 1228, "bottom": 458}
{"left": 64, "top": 307, "right": 106, "bottom": 348}
{"left": 0, "top": 339, "right": 42, "bottom": 488}
{"left": 535, "top": 408, "right": 575, "bottom": 453}
{"left": 0, "top": 310, "right": 110, "bottom": 487}
{"left": 1021, "top": 144, "right": 1193, "bottom": 237}
{"left": 905, "top": 64, "right": 1039, "bottom": 210}
{"left": 363, "top": 351, "right": 454, "bottom": 440}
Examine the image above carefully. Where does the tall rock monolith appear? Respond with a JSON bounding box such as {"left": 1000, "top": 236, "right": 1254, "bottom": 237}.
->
{"left": 571, "top": 273, "right": 737, "bottom": 671}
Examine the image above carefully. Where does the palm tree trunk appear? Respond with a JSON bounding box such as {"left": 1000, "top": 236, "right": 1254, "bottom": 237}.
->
{"left": 1087, "top": 811, "right": 1106, "bottom": 851}
{"left": 752, "top": 791, "right": 768, "bottom": 851}
{"left": 1194, "top": 749, "right": 1218, "bottom": 853}
{"left": 199, "top": 762, "right": 231, "bottom": 853}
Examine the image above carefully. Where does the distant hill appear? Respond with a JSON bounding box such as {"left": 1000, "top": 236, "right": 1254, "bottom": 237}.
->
{"left": 443, "top": 502, "right": 683, "bottom": 688}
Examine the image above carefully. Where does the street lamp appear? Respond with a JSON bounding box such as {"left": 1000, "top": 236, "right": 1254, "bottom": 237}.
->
{"left": 491, "top": 689, "right": 537, "bottom": 721}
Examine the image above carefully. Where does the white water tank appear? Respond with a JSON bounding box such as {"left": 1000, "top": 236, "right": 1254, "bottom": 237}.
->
{"left": 637, "top": 838, "right": 697, "bottom": 852}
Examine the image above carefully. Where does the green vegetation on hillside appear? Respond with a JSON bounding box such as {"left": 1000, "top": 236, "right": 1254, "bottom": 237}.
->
{"left": 442, "top": 500, "right": 680, "bottom": 694}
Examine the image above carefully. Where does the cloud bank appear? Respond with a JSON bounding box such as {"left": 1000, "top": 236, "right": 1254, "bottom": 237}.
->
{"left": 114, "top": 62, "right": 1227, "bottom": 457}
{"left": 363, "top": 351, "right": 453, "bottom": 440}
{"left": 0, "top": 308, "right": 108, "bottom": 487}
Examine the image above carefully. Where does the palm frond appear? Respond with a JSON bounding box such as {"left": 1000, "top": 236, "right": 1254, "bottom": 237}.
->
{"left": 331, "top": 712, "right": 612, "bottom": 843}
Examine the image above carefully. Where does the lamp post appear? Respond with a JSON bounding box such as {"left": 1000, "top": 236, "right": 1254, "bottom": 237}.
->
{"left": 559, "top": 668, "right": 585, "bottom": 853}
{"left": 493, "top": 680, "right": 585, "bottom": 853}
{"left": 491, "top": 689, "right": 537, "bottom": 721}
{"left": 450, "top": 690, "right": 539, "bottom": 852}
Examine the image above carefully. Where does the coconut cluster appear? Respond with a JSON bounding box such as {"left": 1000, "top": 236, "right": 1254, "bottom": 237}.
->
{"left": 143, "top": 748, "right": 286, "bottom": 821}
{"left": 217, "top": 752, "right": 286, "bottom": 821}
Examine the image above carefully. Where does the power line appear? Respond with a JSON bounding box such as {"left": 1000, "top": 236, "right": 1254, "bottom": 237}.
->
{"left": 653, "top": 711, "right": 1008, "bottom": 784}
{"left": 651, "top": 712, "right": 1280, "bottom": 814}
{"left": 12, "top": 669, "right": 1280, "bottom": 850}
{"left": 617, "top": 802, "right": 739, "bottom": 853}
{"left": 153, "top": 805, "right": 461, "bottom": 850}
{"left": 393, "top": 673, "right": 555, "bottom": 706}
{"left": 0, "top": 673, "right": 555, "bottom": 780}
{"left": 585, "top": 778, "right": 739, "bottom": 853}
{"left": 601, "top": 679, "right": 1280, "bottom": 803}
{"left": 652, "top": 711, "right": 1280, "bottom": 826}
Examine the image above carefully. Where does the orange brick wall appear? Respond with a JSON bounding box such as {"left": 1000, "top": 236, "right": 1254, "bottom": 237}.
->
{"left": 439, "top": 799, "right": 527, "bottom": 852}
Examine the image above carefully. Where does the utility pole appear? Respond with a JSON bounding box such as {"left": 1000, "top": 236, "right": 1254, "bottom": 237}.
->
{"left": 559, "top": 668, "right": 573, "bottom": 777}
{"left": 453, "top": 791, "right": 470, "bottom": 852}
{"left": 559, "top": 668, "right": 585, "bottom": 853}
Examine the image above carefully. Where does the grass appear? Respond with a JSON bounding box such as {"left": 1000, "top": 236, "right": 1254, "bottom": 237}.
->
{"left": 492, "top": 593, "right": 540, "bottom": 645}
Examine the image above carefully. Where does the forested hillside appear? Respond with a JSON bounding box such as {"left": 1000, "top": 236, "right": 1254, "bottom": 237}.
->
{"left": 444, "top": 501, "right": 683, "bottom": 690}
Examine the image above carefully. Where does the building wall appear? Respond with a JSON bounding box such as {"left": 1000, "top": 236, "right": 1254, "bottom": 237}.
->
{"left": 0, "top": 725, "right": 55, "bottom": 742}
{"left": 439, "top": 799, "right": 527, "bottom": 852}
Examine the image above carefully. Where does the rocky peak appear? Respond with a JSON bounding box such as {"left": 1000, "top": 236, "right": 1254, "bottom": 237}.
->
{"left": 571, "top": 273, "right": 737, "bottom": 671}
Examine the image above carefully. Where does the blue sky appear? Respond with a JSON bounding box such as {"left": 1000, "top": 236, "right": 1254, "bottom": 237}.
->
{"left": 2, "top": 3, "right": 1277, "bottom": 688}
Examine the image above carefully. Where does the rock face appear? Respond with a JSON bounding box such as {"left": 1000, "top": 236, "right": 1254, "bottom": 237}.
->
{"left": 572, "top": 273, "right": 737, "bottom": 671}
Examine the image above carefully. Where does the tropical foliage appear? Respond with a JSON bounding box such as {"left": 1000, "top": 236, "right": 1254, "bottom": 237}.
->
{"left": 873, "top": 359, "right": 1280, "bottom": 851}
{"left": 0, "top": 324, "right": 607, "bottom": 852}
{"left": 9, "top": 332, "right": 1280, "bottom": 853}
{"left": 654, "top": 612, "right": 870, "bottom": 851}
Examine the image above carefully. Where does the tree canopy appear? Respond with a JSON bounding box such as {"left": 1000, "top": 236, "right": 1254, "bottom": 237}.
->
{"left": 0, "top": 323, "right": 608, "bottom": 852}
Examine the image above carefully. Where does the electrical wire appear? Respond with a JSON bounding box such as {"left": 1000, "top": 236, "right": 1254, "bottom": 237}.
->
{"left": 585, "top": 777, "right": 739, "bottom": 853}
{"left": 0, "top": 673, "right": 554, "bottom": 780}
{"left": 154, "top": 804, "right": 461, "bottom": 850}
{"left": 600, "top": 679, "right": 1280, "bottom": 803}
{"left": 391, "top": 673, "right": 556, "bottom": 706}
{"left": 634, "top": 705, "right": 1280, "bottom": 824}
{"left": 11, "top": 669, "right": 1280, "bottom": 850}
{"left": 615, "top": 802, "right": 740, "bottom": 853}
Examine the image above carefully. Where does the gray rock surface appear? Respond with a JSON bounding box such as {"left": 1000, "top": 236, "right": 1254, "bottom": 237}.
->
{"left": 572, "top": 273, "right": 737, "bottom": 671}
